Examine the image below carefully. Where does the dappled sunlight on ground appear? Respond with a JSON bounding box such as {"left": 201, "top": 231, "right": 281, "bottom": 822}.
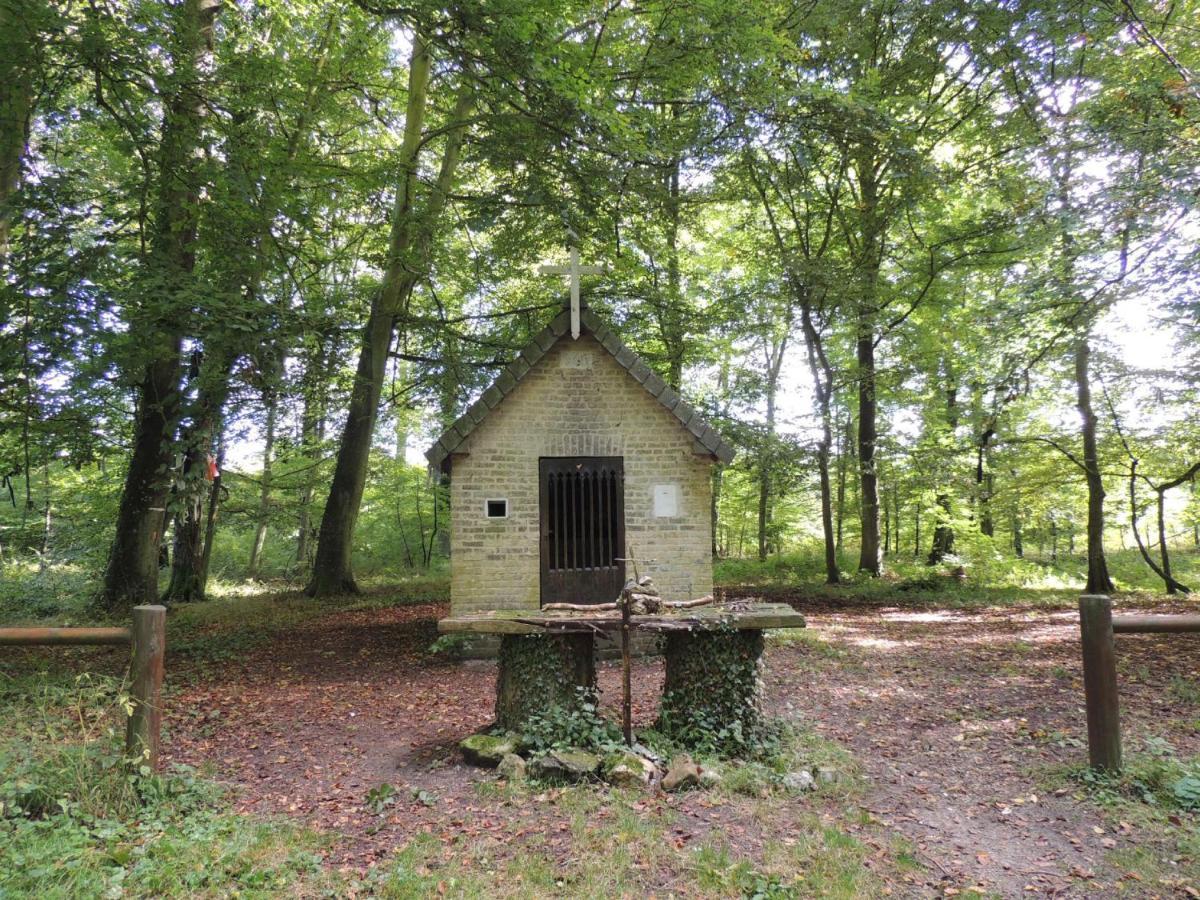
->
{"left": 132, "top": 589, "right": 1200, "bottom": 894}
{"left": 764, "top": 599, "right": 1199, "bottom": 895}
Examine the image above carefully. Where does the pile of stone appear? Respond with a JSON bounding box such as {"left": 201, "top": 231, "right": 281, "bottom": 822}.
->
{"left": 458, "top": 733, "right": 842, "bottom": 796}
{"left": 459, "top": 733, "right": 723, "bottom": 792}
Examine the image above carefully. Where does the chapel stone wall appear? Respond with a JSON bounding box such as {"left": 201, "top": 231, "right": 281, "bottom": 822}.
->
{"left": 449, "top": 333, "right": 714, "bottom": 615}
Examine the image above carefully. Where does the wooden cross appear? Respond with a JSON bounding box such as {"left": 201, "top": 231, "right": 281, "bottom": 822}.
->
{"left": 539, "top": 246, "right": 605, "bottom": 340}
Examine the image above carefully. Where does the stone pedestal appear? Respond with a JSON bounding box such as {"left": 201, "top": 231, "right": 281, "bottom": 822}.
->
{"left": 495, "top": 633, "right": 596, "bottom": 732}
{"left": 657, "top": 629, "right": 764, "bottom": 750}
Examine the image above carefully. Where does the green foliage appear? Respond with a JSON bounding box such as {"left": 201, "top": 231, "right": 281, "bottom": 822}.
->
{"left": 427, "top": 632, "right": 474, "bottom": 657}
{"left": 1169, "top": 676, "right": 1200, "bottom": 707}
{"left": 693, "top": 848, "right": 796, "bottom": 900}
{"left": 2, "top": 0, "right": 1198, "bottom": 619}
{"left": 716, "top": 547, "right": 1200, "bottom": 608}
{"left": 1074, "top": 740, "right": 1200, "bottom": 814}
{"left": 495, "top": 634, "right": 593, "bottom": 733}
{"left": 0, "top": 668, "right": 330, "bottom": 896}
{"left": 519, "top": 687, "right": 624, "bottom": 755}
{"left": 656, "top": 629, "right": 778, "bottom": 758}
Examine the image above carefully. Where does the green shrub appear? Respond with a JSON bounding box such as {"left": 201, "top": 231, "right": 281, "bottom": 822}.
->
{"left": 0, "top": 665, "right": 332, "bottom": 896}
{"left": 520, "top": 687, "right": 624, "bottom": 754}
{"left": 1074, "top": 741, "right": 1200, "bottom": 813}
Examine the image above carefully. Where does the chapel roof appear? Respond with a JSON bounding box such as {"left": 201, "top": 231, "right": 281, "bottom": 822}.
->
{"left": 425, "top": 306, "right": 736, "bottom": 472}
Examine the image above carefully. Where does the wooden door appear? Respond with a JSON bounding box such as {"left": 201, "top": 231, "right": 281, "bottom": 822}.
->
{"left": 539, "top": 457, "right": 625, "bottom": 605}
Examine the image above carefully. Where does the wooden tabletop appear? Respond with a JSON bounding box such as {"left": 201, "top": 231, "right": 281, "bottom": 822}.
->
{"left": 438, "top": 602, "right": 806, "bottom": 635}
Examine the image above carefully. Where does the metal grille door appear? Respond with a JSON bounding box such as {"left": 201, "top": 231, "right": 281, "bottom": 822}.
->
{"left": 539, "top": 457, "right": 625, "bottom": 605}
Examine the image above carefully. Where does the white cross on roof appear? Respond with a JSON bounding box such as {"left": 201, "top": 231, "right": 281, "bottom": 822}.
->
{"left": 539, "top": 246, "right": 605, "bottom": 339}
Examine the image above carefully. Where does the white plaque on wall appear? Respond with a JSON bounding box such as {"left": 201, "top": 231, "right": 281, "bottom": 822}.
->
{"left": 653, "top": 483, "right": 678, "bottom": 518}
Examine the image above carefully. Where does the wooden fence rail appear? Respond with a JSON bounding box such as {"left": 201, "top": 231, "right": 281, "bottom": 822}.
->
{"left": 1079, "top": 594, "right": 1200, "bottom": 772}
{"left": 0, "top": 605, "right": 166, "bottom": 769}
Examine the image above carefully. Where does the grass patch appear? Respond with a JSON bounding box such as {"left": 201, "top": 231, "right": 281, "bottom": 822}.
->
{"left": 715, "top": 548, "right": 1200, "bottom": 610}
{"left": 1071, "top": 745, "right": 1200, "bottom": 814}
{"left": 0, "top": 560, "right": 450, "bottom": 629}
{"left": 371, "top": 724, "right": 885, "bottom": 897}
{"left": 765, "top": 627, "right": 845, "bottom": 657}
{"left": 0, "top": 666, "right": 338, "bottom": 897}
{"left": 371, "top": 777, "right": 890, "bottom": 899}
{"left": 687, "top": 723, "right": 860, "bottom": 799}
{"left": 1041, "top": 741, "right": 1200, "bottom": 891}
{"left": 1169, "top": 676, "right": 1200, "bottom": 707}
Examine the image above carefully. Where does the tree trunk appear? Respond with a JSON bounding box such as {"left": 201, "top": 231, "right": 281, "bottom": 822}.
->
{"left": 836, "top": 411, "right": 850, "bottom": 552}
{"left": 660, "top": 148, "right": 686, "bottom": 388}
{"left": 38, "top": 451, "right": 50, "bottom": 571}
{"left": 0, "top": 0, "right": 36, "bottom": 262}
{"left": 855, "top": 151, "right": 883, "bottom": 576}
{"left": 198, "top": 438, "right": 224, "bottom": 589}
{"left": 296, "top": 339, "right": 328, "bottom": 569}
{"left": 164, "top": 16, "right": 337, "bottom": 594}
{"left": 162, "top": 350, "right": 232, "bottom": 604}
{"left": 756, "top": 334, "right": 786, "bottom": 563}
{"left": 857, "top": 324, "right": 882, "bottom": 575}
{"left": 815, "top": 403, "right": 839, "bottom": 584}
{"left": 162, "top": 454, "right": 205, "bottom": 604}
{"left": 892, "top": 487, "right": 901, "bottom": 555}
{"left": 1157, "top": 489, "right": 1175, "bottom": 594}
{"left": 21, "top": 287, "right": 35, "bottom": 525}
{"left": 914, "top": 505, "right": 921, "bottom": 558}
{"left": 1075, "top": 336, "right": 1114, "bottom": 593}
{"left": 798, "top": 297, "right": 839, "bottom": 584}
{"left": 977, "top": 428, "right": 995, "bottom": 537}
{"left": 929, "top": 381, "right": 957, "bottom": 564}
{"left": 882, "top": 492, "right": 890, "bottom": 557}
{"left": 310, "top": 306, "right": 395, "bottom": 593}
{"left": 1193, "top": 478, "right": 1198, "bottom": 548}
{"left": 757, "top": 380, "right": 775, "bottom": 562}
{"left": 710, "top": 357, "right": 730, "bottom": 558}
{"left": 246, "top": 383, "right": 279, "bottom": 580}
{"left": 929, "top": 493, "right": 954, "bottom": 564}
{"left": 1128, "top": 459, "right": 1190, "bottom": 594}
{"left": 98, "top": 0, "right": 220, "bottom": 613}
{"left": 308, "top": 43, "right": 472, "bottom": 596}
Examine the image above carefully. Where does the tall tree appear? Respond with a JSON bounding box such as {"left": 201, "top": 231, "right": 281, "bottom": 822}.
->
{"left": 0, "top": 0, "right": 41, "bottom": 263}
{"left": 744, "top": 128, "right": 848, "bottom": 583}
{"left": 98, "top": 0, "right": 221, "bottom": 612}
{"left": 308, "top": 33, "right": 474, "bottom": 595}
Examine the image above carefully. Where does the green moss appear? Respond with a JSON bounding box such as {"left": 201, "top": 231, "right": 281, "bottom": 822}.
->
{"left": 528, "top": 749, "right": 601, "bottom": 782}
{"left": 460, "top": 733, "right": 519, "bottom": 767}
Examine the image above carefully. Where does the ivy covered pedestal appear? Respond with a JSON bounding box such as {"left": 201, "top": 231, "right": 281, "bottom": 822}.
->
{"left": 495, "top": 633, "right": 596, "bottom": 732}
{"left": 657, "top": 629, "right": 765, "bottom": 752}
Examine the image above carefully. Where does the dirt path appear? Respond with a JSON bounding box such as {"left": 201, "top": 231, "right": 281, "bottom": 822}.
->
{"left": 772, "top": 604, "right": 1200, "bottom": 896}
{"left": 165, "top": 598, "right": 1199, "bottom": 895}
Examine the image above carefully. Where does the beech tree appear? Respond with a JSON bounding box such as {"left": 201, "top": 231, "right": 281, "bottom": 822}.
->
{"left": 2, "top": 0, "right": 1197, "bottom": 604}
{"left": 97, "top": 0, "right": 222, "bottom": 612}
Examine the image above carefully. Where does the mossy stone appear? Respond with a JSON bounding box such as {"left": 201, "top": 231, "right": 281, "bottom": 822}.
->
{"left": 529, "top": 748, "right": 600, "bottom": 781}
{"left": 460, "top": 733, "right": 519, "bottom": 767}
{"left": 601, "top": 750, "right": 654, "bottom": 788}
{"left": 497, "top": 753, "right": 527, "bottom": 780}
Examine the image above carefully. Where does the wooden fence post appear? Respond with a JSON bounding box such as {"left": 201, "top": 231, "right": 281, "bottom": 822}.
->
{"left": 1079, "top": 594, "right": 1121, "bottom": 771}
{"left": 125, "top": 604, "right": 166, "bottom": 769}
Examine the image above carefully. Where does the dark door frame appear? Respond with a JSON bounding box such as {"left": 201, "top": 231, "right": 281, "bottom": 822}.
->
{"left": 538, "top": 456, "right": 625, "bottom": 606}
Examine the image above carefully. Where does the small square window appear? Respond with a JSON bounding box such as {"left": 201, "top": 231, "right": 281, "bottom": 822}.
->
{"left": 485, "top": 499, "right": 508, "bottom": 519}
